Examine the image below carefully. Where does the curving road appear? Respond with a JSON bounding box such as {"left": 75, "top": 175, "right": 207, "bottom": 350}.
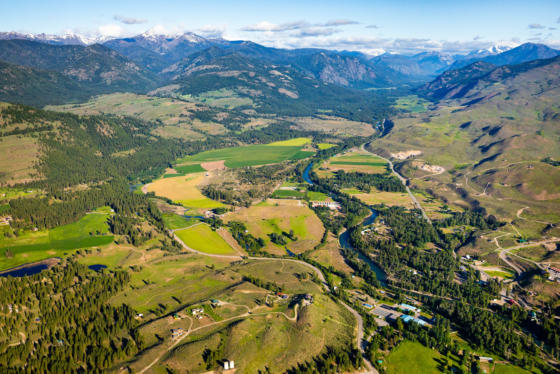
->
{"left": 170, "top": 227, "right": 378, "bottom": 374}
{"left": 361, "top": 143, "right": 431, "bottom": 224}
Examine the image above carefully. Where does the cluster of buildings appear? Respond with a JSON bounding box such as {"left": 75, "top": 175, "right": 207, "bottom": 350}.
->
{"left": 399, "top": 314, "right": 427, "bottom": 327}
{"left": 311, "top": 201, "right": 341, "bottom": 210}
{"left": 171, "top": 328, "right": 185, "bottom": 339}
{"left": 547, "top": 266, "right": 560, "bottom": 282}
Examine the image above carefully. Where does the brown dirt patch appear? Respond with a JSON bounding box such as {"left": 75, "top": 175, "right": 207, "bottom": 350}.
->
{"left": 201, "top": 160, "right": 226, "bottom": 171}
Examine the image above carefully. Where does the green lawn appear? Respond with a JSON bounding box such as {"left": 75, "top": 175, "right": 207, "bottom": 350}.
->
{"left": 486, "top": 270, "right": 515, "bottom": 279}
{"left": 176, "top": 141, "right": 314, "bottom": 168}
{"left": 175, "top": 224, "right": 235, "bottom": 254}
{"left": 385, "top": 341, "right": 448, "bottom": 374}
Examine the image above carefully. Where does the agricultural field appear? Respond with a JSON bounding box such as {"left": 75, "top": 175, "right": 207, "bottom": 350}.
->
{"left": 174, "top": 223, "right": 237, "bottom": 255}
{"left": 161, "top": 213, "right": 200, "bottom": 230}
{"left": 0, "top": 207, "right": 114, "bottom": 270}
{"left": 147, "top": 173, "right": 224, "bottom": 209}
{"left": 317, "top": 142, "right": 335, "bottom": 150}
{"left": 223, "top": 199, "right": 325, "bottom": 255}
{"left": 321, "top": 150, "right": 388, "bottom": 175}
{"left": 271, "top": 181, "right": 329, "bottom": 201}
{"left": 174, "top": 137, "right": 314, "bottom": 169}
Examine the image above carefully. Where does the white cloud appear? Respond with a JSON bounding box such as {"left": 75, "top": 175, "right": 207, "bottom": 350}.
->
{"left": 113, "top": 15, "right": 147, "bottom": 25}
{"left": 295, "top": 27, "right": 340, "bottom": 37}
{"left": 241, "top": 21, "right": 309, "bottom": 32}
{"left": 322, "top": 19, "right": 358, "bottom": 27}
{"left": 98, "top": 24, "right": 125, "bottom": 37}
{"left": 196, "top": 24, "right": 227, "bottom": 39}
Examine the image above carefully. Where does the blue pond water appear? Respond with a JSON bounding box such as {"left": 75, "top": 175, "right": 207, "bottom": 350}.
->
{"left": 0, "top": 264, "right": 49, "bottom": 278}
{"left": 88, "top": 264, "right": 107, "bottom": 271}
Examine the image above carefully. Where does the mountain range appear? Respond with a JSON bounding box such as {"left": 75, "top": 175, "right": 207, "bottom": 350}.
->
{"left": 0, "top": 30, "right": 559, "bottom": 108}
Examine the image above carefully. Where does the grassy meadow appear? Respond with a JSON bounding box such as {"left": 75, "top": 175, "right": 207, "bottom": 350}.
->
{"left": 175, "top": 223, "right": 236, "bottom": 255}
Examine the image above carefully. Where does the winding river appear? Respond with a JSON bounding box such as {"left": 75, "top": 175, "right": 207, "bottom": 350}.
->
{"left": 303, "top": 162, "right": 387, "bottom": 285}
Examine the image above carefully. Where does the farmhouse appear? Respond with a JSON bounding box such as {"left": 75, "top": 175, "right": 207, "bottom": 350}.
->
{"left": 171, "top": 328, "right": 185, "bottom": 339}
{"left": 191, "top": 307, "right": 204, "bottom": 316}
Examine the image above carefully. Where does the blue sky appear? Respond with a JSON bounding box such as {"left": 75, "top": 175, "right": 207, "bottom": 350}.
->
{"left": 2, "top": 0, "right": 559, "bottom": 54}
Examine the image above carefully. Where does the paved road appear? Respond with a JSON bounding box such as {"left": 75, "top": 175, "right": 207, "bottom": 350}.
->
{"left": 498, "top": 238, "right": 560, "bottom": 275}
{"left": 361, "top": 143, "right": 431, "bottom": 224}
{"left": 170, "top": 229, "right": 378, "bottom": 374}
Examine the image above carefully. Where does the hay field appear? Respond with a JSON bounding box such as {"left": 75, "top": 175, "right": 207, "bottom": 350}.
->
{"left": 146, "top": 173, "right": 224, "bottom": 209}
{"left": 324, "top": 151, "right": 388, "bottom": 174}
{"left": 175, "top": 141, "right": 314, "bottom": 169}
{"left": 224, "top": 199, "right": 324, "bottom": 255}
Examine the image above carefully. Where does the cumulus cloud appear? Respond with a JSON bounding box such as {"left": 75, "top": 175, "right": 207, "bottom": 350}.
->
{"left": 113, "top": 15, "right": 147, "bottom": 25}
{"left": 528, "top": 23, "right": 546, "bottom": 29}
